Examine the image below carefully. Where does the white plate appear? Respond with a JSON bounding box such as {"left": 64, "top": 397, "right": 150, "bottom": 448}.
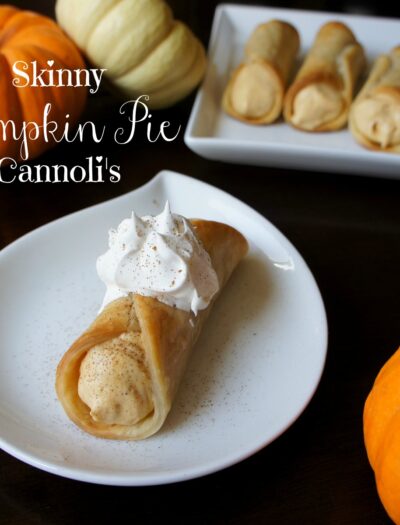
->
{"left": 0, "top": 171, "right": 327, "bottom": 485}
{"left": 184, "top": 4, "right": 400, "bottom": 178}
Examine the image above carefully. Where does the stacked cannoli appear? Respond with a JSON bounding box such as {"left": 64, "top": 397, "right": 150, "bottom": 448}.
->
{"left": 223, "top": 19, "right": 400, "bottom": 154}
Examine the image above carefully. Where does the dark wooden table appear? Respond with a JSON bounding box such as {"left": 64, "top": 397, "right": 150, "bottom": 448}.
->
{"left": 1, "top": 1, "right": 399, "bottom": 523}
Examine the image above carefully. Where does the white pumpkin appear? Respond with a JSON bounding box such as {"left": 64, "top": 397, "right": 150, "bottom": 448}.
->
{"left": 55, "top": 0, "right": 206, "bottom": 108}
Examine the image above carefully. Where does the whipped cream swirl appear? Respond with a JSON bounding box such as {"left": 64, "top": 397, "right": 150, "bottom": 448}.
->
{"left": 97, "top": 203, "right": 219, "bottom": 314}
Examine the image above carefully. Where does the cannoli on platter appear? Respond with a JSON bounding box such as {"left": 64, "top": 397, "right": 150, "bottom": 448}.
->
{"left": 56, "top": 205, "right": 248, "bottom": 440}
{"left": 350, "top": 46, "right": 400, "bottom": 153}
{"left": 284, "top": 21, "right": 365, "bottom": 131}
{"left": 222, "top": 20, "right": 300, "bottom": 124}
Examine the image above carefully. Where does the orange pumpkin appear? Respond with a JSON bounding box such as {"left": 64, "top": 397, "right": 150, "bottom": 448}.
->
{"left": 0, "top": 5, "right": 86, "bottom": 161}
{"left": 364, "top": 346, "right": 400, "bottom": 524}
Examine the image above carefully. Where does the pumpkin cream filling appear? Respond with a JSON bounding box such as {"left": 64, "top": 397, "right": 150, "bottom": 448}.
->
{"left": 230, "top": 62, "right": 277, "bottom": 119}
{"left": 291, "top": 83, "right": 344, "bottom": 130}
{"left": 352, "top": 93, "right": 400, "bottom": 148}
{"left": 78, "top": 330, "right": 154, "bottom": 426}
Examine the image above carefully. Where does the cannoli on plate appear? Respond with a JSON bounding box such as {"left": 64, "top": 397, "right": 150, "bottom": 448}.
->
{"left": 350, "top": 46, "right": 400, "bottom": 153}
{"left": 284, "top": 21, "right": 365, "bottom": 131}
{"left": 222, "top": 20, "right": 300, "bottom": 124}
{"left": 56, "top": 205, "right": 248, "bottom": 440}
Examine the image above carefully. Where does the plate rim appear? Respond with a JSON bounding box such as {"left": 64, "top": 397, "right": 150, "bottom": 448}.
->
{"left": 0, "top": 170, "right": 328, "bottom": 485}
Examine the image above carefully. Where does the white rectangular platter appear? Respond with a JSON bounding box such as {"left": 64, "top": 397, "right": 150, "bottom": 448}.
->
{"left": 184, "top": 4, "right": 400, "bottom": 178}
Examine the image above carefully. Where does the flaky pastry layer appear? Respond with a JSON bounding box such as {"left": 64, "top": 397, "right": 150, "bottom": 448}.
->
{"left": 349, "top": 47, "right": 400, "bottom": 153}
{"left": 56, "top": 220, "right": 248, "bottom": 440}
{"left": 222, "top": 20, "right": 300, "bottom": 124}
{"left": 284, "top": 21, "right": 365, "bottom": 131}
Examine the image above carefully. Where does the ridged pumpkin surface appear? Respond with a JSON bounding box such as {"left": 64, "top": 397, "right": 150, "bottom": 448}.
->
{"left": 364, "top": 346, "right": 400, "bottom": 524}
{"left": 56, "top": 0, "right": 206, "bottom": 109}
{"left": 0, "top": 6, "right": 86, "bottom": 161}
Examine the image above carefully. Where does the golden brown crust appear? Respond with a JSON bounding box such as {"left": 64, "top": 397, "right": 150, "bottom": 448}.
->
{"left": 284, "top": 21, "right": 365, "bottom": 131}
{"left": 243, "top": 20, "right": 300, "bottom": 82}
{"left": 222, "top": 20, "right": 300, "bottom": 125}
{"left": 56, "top": 220, "right": 248, "bottom": 440}
{"left": 349, "top": 47, "right": 400, "bottom": 153}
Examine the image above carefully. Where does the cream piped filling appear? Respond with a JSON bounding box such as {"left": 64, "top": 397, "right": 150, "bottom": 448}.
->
{"left": 291, "top": 83, "right": 343, "bottom": 130}
{"left": 230, "top": 62, "right": 277, "bottom": 118}
{"left": 97, "top": 202, "right": 219, "bottom": 315}
{"left": 78, "top": 332, "right": 153, "bottom": 426}
{"left": 352, "top": 93, "right": 400, "bottom": 148}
